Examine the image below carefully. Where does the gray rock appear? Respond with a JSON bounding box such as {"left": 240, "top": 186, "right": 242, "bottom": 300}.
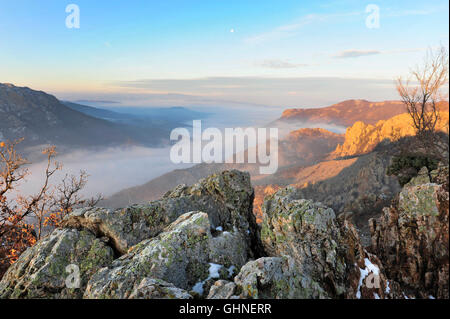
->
{"left": 209, "top": 230, "right": 248, "bottom": 269}
{"left": 84, "top": 212, "right": 212, "bottom": 298}
{"left": 405, "top": 166, "right": 430, "bottom": 187}
{"left": 0, "top": 229, "right": 114, "bottom": 299}
{"left": 234, "top": 256, "right": 327, "bottom": 299}
{"left": 63, "top": 170, "right": 262, "bottom": 257}
{"left": 207, "top": 280, "right": 237, "bottom": 299}
{"left": 370, "top": 165, "right": 449, "bottom": 299}
{"left": 128, "top": 278, "right": 192, "bottom": 299}
{"left": 260, "top": 187, "right": 346, "bottom": 296}
{"left": 259, "top": 186, "right": 392, "bottom": 299}
{"left": 84, "top": 211, "right": 249, "bottom": 299}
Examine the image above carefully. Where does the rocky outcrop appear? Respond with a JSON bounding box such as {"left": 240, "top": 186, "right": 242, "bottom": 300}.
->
{"left": 334, "top": 112, "right": 449, "bottom": 157}
{"left": 259, "top": 187, "right": 391, "bottom": 299}
{"left": 370, "top": 165, "right": 449, "bottom": 299}
{"left": 1, "top": 166, "right": 447, "bottom": 299}
{"left": 234, "top": 256, "right": 326, "bottom": 299}
{"left": 206, "top": 256, "right": 330, "bottom": 299}
{"left": 62, "top": 170, "right": 262, "bottom": 257}
{"left": 84, "top": 211, "right": 211, "bottom": 298}
{"left": 0, "top": 170, "right": 262, "bottom": 299}
{"left": 293, "top": 151, "right": 401, "bottom": 245}
{"left": 205, "top": 186, "right": 400, "bottom": 300}
{"left": 83, "top": 207, "right": 256, "bottom": 299}
{"left": 0, "top": 229, "right": 114, "bottom": 299}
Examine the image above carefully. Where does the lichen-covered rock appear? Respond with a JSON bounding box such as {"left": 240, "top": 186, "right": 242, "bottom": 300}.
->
{"left": 63, "top": 170, "right": 262, "bottom": 257}
{"left": 260, "top": 187, "right": 347, "bottom": 297}
{"left": 84, "top": 212, "right": 211, "bottom": 298}
{"left": 128, "top": 278, "right": 192, "bottom": 299}
{"left": 0, "top": 229, "right": 114, "bottom": 299}
{"left": 207, "top": 280, "right": 237, "bottom": 299}
{"left": 370, "top": 165, "right": 449, "bottom": 299}
{"left": 83, "top": 211, "right": 246, "bottom": 299}
{"left": 209, "top": 230, "right": 248, "bottom": 269}
{"left": 235, "top": 257, "right": 327, "bottom": 299}
{"left": 430, "top": 163, "right": 449, "bottom": 189}
{"left": 404, "top": 166, "right": 430, "bottom": 187}
{"left": 260, "top": 186, "right": 393, "bottom": 299}
{"left": 7, "top": 165, "right": 444, "bottom": 300}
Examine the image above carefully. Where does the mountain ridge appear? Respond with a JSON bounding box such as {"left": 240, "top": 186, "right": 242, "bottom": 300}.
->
{"left": 278, "top": 99, "right": 445, "bottom": 127}
{"left": 0, "top": 83, "right": 169, "bottom": 148}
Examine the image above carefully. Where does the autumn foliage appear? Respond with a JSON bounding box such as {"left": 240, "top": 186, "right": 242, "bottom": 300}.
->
{"left": 0, "top": 139, "right": 101, "bottom": 278}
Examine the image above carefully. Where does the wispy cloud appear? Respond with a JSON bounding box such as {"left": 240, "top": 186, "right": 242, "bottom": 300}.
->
{"left": 334, "top": 50, "right": 381, "bottom": 59}
{"left": 244, "top": 11, "right": 362, "bottom": 45}
{"left": 333, "top": 48, "right": 425, "bottom": 59}
{"left": 257, "top": 59, "right": 308, "bottom": 69}
{"left": 99, "top": 76, "right": 399, "bottom": 108}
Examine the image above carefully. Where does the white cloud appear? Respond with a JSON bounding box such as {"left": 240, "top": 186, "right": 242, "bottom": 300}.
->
{"left": 244, "top": 11, "right": 362, "bottom": 45}
{"left": 334, "top": 48, "right": 425, "bottom": 59}
{"left": 334, "top": 50, "right": 381, "bottom": 59}
{"left": 257, "top": 59, "right": 308, "bottom": 69}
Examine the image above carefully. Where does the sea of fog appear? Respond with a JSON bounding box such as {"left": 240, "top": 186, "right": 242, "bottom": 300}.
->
{"left": 16, "top": 105, "right": 345, "bottom": 199}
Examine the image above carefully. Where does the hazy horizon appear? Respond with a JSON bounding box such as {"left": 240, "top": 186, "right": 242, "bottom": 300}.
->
{"left": 1, "top": 1, "right": 448, "bottom": 108}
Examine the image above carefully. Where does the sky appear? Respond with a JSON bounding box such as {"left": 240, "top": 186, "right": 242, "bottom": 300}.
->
{"left": 0, "top": 0, "right": 448, "bottom": 108}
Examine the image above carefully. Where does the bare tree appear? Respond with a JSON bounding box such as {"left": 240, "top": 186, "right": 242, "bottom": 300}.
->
{"left": 46, "top": 170, "right": 104, "bottom": 228}
{"left": 1, "top": 140, "right": 102, "bottom": 275}
{"left": 396, "top": 46, "right": 449, "bottom": 159}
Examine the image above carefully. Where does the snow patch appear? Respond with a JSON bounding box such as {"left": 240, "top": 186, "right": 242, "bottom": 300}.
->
{"left": 191, "top": 263, "right": 224, "bottom": 295}
{"left": 227, "top": 265, "right": 236, "bottom": 277}
{"left": 364, "top": 258, "right": 379, "bottom": 276}
{"left": 355, "top": 258, "right": 380, "bottom": 299}
{"left": 208, "top": 263, "right": 222, "bottom": 279}
{"left": 385, "top": 280, "right": 390, "bottom": 294}
{"left": 192, "top": 281, "right": 204, "bottom": 295}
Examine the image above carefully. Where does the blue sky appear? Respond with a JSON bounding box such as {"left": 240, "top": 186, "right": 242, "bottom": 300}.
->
{"left": 0, "top": 0, "right": 448, "bottom": 107}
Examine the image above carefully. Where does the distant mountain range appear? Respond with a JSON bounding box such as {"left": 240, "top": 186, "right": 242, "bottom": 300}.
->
{"left": 64, "top": 102, "right": 208, "bottom": 125}
{"left": 0, "top": 83, "right": 207, "bottom": 150}
{"left": 277, "top": 99, "right": 449, "bottom": 127}
{"left": 103, "top": 99, "right": 412, "bottom": 208}
{"left": 278, "top": 99, "right": 407, "bottom": 127}
{"left": 102, "top": 99, "right": 449, "bottom": 243}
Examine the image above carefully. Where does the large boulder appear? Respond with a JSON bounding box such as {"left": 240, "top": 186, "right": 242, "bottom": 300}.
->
{"left": 62, "top": 170, "right": 262, "bottom": 257}
{"left": 84, "top": 211, "right": 246, "bottom": 298}
{"left": 260, "top": 187, "right": 346, "bottom": 297}
{"left": 260, "top": 187, "right": 390, "bottom": 299}
{"left": 206, "top": 256, "right": 327, "bottom": 300}
{"left": 234, "top": 256, "right": 327, "bottom": 299}
{"left": 0, "top": 229, "right": 114, "bottom": 299}
{"left": 370, "top": 165, "right": 449, "bottom": 299}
